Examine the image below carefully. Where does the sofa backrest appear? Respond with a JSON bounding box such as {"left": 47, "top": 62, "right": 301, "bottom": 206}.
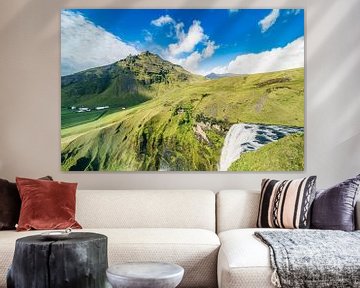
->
{"left": 217, "top": 190, "right": 360, "bottom": 232}
{"left": 216, "top": 190, "right": 260, "bottom": 233}
{"left": 76, "top": 190, "right": 216, "bottom": 231}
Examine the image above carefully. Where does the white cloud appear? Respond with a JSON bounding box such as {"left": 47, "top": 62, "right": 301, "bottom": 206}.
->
{"left": 151, "top": 16, "right": 218, "bottom": 74}
{"left": 168, "top": 20, "right": 206, "bottom": 56}
{"left": 182, "top": 51, "right": 202, "bottom": 71}
{"left": 210, "top": 37, "right": 304, "bottom": 75}
{"left": 202, "top": 40, "right": 218, "bottom": 58}
{"left": 61, "top": 10, "right": 139, "bottom": 76}
{"left": 174, "top": 40, "right": 219, "bottom": 73}
{"left": 174, "top": 22, "right": 185, "bottom": 40}
{"left": 258, "top": 9, "right": 280, "bottom": 33}
{"left": 144, "top": 30, "right": 153, "bottom": 42}
{"left": 151, "top": 15, "right": 175, "bottom": 27}
{"left": 286, "top": 9, "right": 302, "bottom": 15}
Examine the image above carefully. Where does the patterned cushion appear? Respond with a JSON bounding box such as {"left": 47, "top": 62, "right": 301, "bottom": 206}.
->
{"left": 257, "top": 176, "right": 316, "bottom": 229}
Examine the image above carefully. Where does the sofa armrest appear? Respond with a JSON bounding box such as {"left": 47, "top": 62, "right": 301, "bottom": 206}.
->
{"left": 356, "top": 200, "right": 360, "bottom": 230}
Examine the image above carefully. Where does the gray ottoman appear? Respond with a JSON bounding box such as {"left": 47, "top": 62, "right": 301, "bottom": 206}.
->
{"left": 106, "top": 262, "right": 184, "bottom": 288}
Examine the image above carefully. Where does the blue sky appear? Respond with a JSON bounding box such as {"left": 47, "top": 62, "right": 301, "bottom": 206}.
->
{"left": 61, "top": 9, "right": 304, "bottom": 76}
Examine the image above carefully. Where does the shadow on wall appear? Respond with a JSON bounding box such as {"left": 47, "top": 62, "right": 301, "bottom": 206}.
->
{"left": 0, "top": 0, "right": 69, "bottom": 35}
{"left": 307, "top": 0, "right": 360, "bottom": 151}
{"left": 308, "top": 0, "right": 360, "bottom": 106}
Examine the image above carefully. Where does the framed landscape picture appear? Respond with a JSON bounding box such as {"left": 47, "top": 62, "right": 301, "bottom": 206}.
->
{"left": 61, "top": 9, "right": 304, "bottom": 171}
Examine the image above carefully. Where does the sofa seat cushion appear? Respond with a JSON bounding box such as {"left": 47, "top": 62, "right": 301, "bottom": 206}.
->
{"left": 0, "top": 228, "right": 219, "bottom": 288}
{"left": 218, "top": 228, "right": 282, "bottom": 288}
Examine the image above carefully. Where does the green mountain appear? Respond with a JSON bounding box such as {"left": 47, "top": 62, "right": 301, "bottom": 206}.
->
{"left": 61, "top": 54, "right": 304, "bottom": 171}
{"left": 61, "top": 51, "right": 202, "bottom": 109}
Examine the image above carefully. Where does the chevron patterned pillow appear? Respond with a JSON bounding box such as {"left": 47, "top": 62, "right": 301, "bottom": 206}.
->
{"left": 257, "top": 176, "right": 317, "bottom": 229}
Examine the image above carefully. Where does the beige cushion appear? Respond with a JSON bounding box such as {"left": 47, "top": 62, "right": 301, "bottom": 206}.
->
{"left": 217, "top": 228, "right": 277, "bottom": 288}
{"left": 216, "top": 190, "right": 260, "bottom": 233}
{"left": 76, "top": 190, "right": 216, "bottom": 231}
{"left": 0, "top": 228, "right": 220, "bottom": 288}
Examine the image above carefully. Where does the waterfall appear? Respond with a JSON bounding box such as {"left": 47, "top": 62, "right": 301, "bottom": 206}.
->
{"left": 219, "top": 124, "right": 259, "bottom": 171}
{"left": 218, "top": 123, "right": 303, "bottom": 171}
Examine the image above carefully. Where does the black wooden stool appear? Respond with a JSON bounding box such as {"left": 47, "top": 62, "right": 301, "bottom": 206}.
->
{"left": 7, "top": 232, "right": 108, "bottom": 288}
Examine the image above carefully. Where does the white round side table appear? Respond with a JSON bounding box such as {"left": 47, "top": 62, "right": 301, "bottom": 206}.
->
{"left": 106, "top": 262, "right": 184, "bottom": 288}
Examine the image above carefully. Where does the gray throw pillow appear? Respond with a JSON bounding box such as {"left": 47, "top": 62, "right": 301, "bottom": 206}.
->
{"left": 311, "top": 174, "right": 360, "bottom": 231}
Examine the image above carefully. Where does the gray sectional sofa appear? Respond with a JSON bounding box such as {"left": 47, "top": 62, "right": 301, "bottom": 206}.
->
{"left": 0, "top": 189, "right": 359, "bottom": 288}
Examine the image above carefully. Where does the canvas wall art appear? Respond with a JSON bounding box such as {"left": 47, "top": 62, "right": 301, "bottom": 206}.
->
{"left": 61, "top": 9, "right": 304, "bottom": 171}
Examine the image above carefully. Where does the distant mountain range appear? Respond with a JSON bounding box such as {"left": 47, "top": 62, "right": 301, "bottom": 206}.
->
{"left": 205, "top": 73, "right": 242, "bottom": 79}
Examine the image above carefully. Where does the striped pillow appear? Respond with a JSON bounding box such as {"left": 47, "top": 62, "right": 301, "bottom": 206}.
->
{"left": 257, "top": 176, "right": 317, "bottom": 229}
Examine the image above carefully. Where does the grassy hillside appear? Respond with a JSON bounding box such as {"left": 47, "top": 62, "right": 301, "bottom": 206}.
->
{"left": 193, "top": 68, "right": 304, "bottom": 126}
{"left": 61, "top": 89, "right": 226, "bottom": 171}
{"left": 229, "top": 133, "right": 304, "bottom": 171}
{"left": 61, "top": 51, "right": 202, "bottom": 109}
{"left": 61, "top": 63, "right": 304, "bottom": 171}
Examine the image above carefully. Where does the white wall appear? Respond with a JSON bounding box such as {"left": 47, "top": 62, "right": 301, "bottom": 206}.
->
{"left": 0, "top": 0, "right": 359, "bottom": 190}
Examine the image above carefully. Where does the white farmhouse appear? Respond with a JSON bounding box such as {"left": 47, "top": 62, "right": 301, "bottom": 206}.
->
{"left": 77, "top": 107, "right": 91, "bottom": 112}
{"left": 95, "top": 106, "right": 109, "bottom": 110}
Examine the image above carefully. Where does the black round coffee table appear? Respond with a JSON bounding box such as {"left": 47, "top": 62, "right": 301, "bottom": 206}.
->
{"left": 7, "top": 232, "right": 108, "bottom": 288}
